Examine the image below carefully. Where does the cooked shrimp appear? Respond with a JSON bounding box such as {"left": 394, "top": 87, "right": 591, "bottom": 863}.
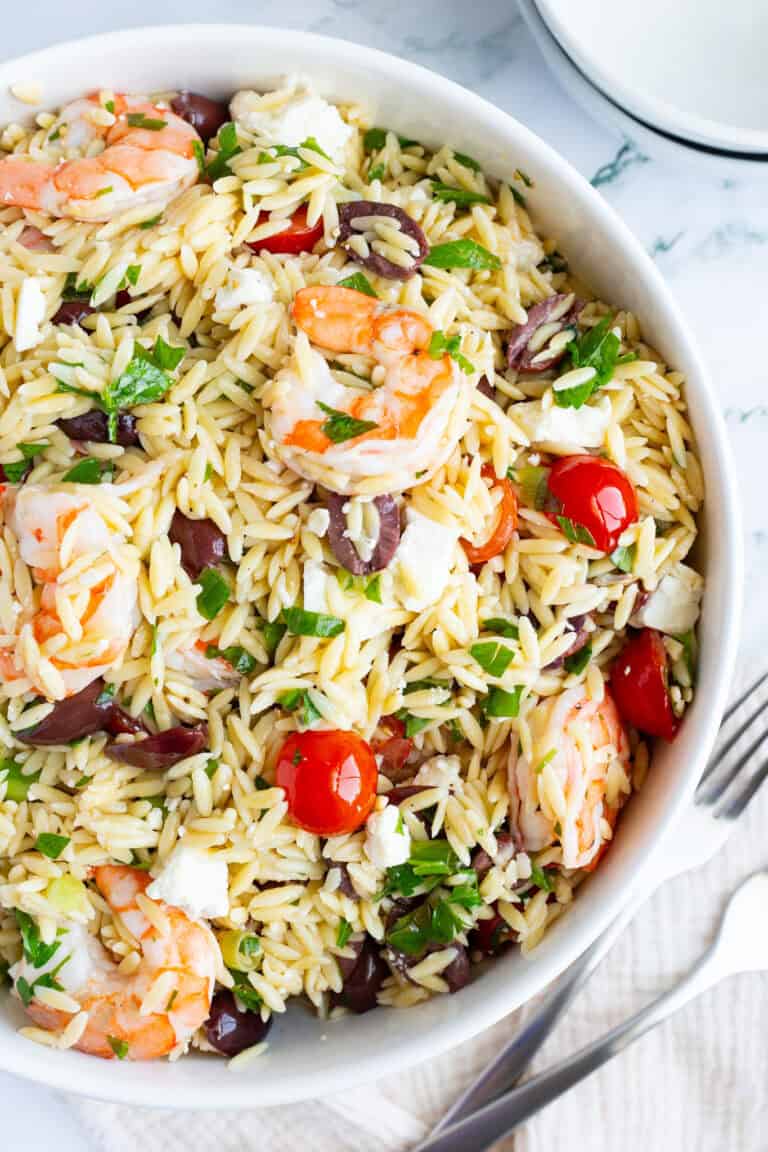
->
{"left": 0, "top": 93, "right": 201, "bottom": 222}
{"left": 0, "top": 485, "right": 139, "bottom": 699}
{"left": 508, "top": 686, "right": 630, "bottom": 870}
{"left": 165, "top": 638, "right": 241, "bottom": 692}
{"left": 16, "top": 865, "right": 218, "bottom": 1060}
{"left": 264, "top": 285, "right": 473, "bottom": 495}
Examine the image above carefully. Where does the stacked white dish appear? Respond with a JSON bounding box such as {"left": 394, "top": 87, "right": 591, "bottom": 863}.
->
{"left": 520, "top": 0, "right": 768, "bottom": 172}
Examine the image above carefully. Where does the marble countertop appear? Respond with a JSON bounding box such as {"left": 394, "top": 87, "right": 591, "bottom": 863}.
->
{"left": 1, "top": 2, "right": 763, "bottom": 1149}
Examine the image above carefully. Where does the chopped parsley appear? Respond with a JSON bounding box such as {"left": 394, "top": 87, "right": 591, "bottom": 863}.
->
{"left": 196, "top": 568, "right": 230, "bottom": 620}
{"left": 336, "top": 919, "right": 353, "bottom": 949}
{"left": 363, "top": 127, "right": 417, "bottom": 152}
{"left": 2, "top": 441, "right": 48, "bottom": 482}
{"left": 423, "top": 239, "right": 501, "bottom": 271}
{"left": 316, "top": 401, "right": 378, "bottom": 444}
{"left": 367, "top": 162, "right": 386, "bottom": 183}
{"left": 139, "top": 214, "right": 163, "bottom": 230}
{"left": 15, "top": 910, "right": 60, "bottom": 969}
{"left": 282, "top": 606, "right": 345, "bottom": 638}
{"left": 481, "top": 685, "right": 523, "bottom": 719}
{"left": 192, "top": 139, "right": 206, "bottom": 177}
{"left": 564, "top": 642, "right": 593, "bottom": 676}
{"left": 556, "top": 515, "right": 597, "bottom": 547}
{"left": 555, "top": 316, "right": 636, "bottom": 409}
{"left": 610, "top": 544, "right": 636, "bottom": 573}
{"left": 98, "top": 336, "right": 184, "bottom": 441}
{"left": 480, "top": 618, "right": 519, "bottom": 640}
{"left": 207, "top": 122, "right": 242, "bottom": 181}
{"left": 530, "top": 863, "right": 555, "bottom": 893}
{"left": 62, "top": 458, "right": 103, "bottom": 484}
{"left": 34, "top": 833, "right": 70, "bottom": 860}
{"left": 427, "top": 330, "right": 475, "bottom": 374}
{"left": 430, "top": 181, "right": 490, "bottom": 207}
{"left": 126, "top": 113, "right": 167, "bottom": 131}
{"left": 277, "top": 688, "right": 322, "bottom": 728}
{"left": 337, "top": 272, "right": 377, "bottom": 297}
{"left": 108, "top": 1036, "right": 129, "bottom": 1059}
{"left": 229, "top": 970, "right": 262, "bottom": 1013}
{"left": 453, "top": 151, "right": 481, "bottom": 172}
{"left": 335, "top": 569, "right": 382, "bottom": 603}
{"left": 205, "top": 643, "right": 257, "bottom": 676}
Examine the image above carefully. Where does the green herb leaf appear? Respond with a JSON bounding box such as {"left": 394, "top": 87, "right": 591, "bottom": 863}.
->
{"left": 610, "top": 544, "right": 636, "bottom": 573}
{"left": 556, "top": 515, "right": 596, "bottom": 547}
{"left": 336, "top": 919, "right": 353, "bottom": 948}
{"left": 367, "top": 162, "right": 386, "bottom": 183}
{"left": 121, "top": 264, "right": 141, "bottom": 289}
{"left": 1, "top": 758, "right": 40, "bottom": 802}
{"left": 517, "top": 465, "right": 551, "bottom": 512}
{"left": 192, "top": 139, "right": 206, "bottom": 177}
{"left": 530, "top": 863, "right": 554, "bottom": 892}
{"left": 430, "top": 181, "right": 490, "bottom": 207}
{"left": 102, "top": 345, "right": 176, "bottom": 440}
{"left": 480, "top": 618, "right": 519, "bottom": 640}
{"left": 55, "top": 380, "right": 103, "bottom": 404}
{"left": 555, "top": 316, "right": 621, "bottom": 409}
{"left": 16, "top": 977, "right": 34, "bottom": 1007}
{"left": 538, "top": 250, "right": 569, "bottom": 274}
{"left": 316, "top": 401, "right": 378, "bottom": 444}
{"left": 283, "top": 606, "right": 345, "bottom": 639}
{"left": 108, "top": 1036, "right": 129, "bottom": 1059}
{"left": 1, "top": 459, "right": 31, "bottom": 483}
{"left": 104, "top": 100, "right": 115, "bottom": 114}
{"left": 427, "top": 330, "right": 475, "bottom": 374}
{"left": 335, "top": 569, "right": 383, "bottom": 603}
{"left": 563, "top": 642, "right": 593, "bottom": 676}
{"left": 260, "top": 619, "right": 287, "bottom": 658}
{"left": 363, "top": 127, "right": 417, "bottom": 153}
{"left": 15, "top": 910, "right": 60, "bottom": 969}
{"left": 394, "top": 709, "right": 431, "bottom": 738}
{"left": 510, "top": 186, "right": 527, "bottom": 208}
{"left": 205, "top": 758, "right": 219, "bottom": 780}
{"left": 229, "top": 970, "right": 262, "bottom": 1013}
{"left": 364, "top": 573, "right": 382, "bottom": 604}
{"left": 453, "top": 151, "right": 481, "bottom": 172}
{"left": 63, "top": 458, "right": 102, "bottom": 484}
{"left": 93, "top": 186, "right": 113, "bottom": 199}
{"left": 675, "top": 630, "right": 697, "bottom": 683}
{"left": 126, "top": 113, "right": 167, "bottom": 130}
{"left": 536, "top": 749, "right": 557, "bottom": 774}
{"left": 34, "top": 833, "right": 70, "bottom": 860}
{"left": 150, "top": 335, "right": 185, "bottom": 372}
{"left": 470, "top": 640, "right": 514, "bottom": 678}
{"left": 337, "top": 272, "right": 377, "bottom": 297}
{"left": 423, "top": 239, "right": 501, "bottom": 271}
{"left": 239, "top": 934, "right": 261, "bottom": 960}
{"left": 48, "top": 127, "right": 61, "bottom": 142}
{"left": 482, "top": 685, "right": 523, "bottom": 718}
{"left": 205, "top": 644, "right": 256, "bottom": 675}
{"left": 385, "top": 895, "right": 468, "bottom": 956}
{"left": 139, "top": 214, "right": 163, "bottom": 230}
{"left": 207, "top": 122, "right": 241, "bottom": 181}
{"left": 196, "top": 568, "right": 230, "bottom": 620}
{"left": 409, "top": 840, "right": 460, "bottom": 876}
{"left": 278, "top": 687, "right": 322, "bottom": 729}
{"left": 514, "top": 168, "right": 533, "bottom": 188}
{"left": 63, "top": 273, "right": 93, "bottom": 302}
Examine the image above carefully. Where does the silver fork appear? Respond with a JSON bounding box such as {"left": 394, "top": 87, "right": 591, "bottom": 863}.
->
{"left": 419, "top": 670, "right": 768, "bottom": 1151}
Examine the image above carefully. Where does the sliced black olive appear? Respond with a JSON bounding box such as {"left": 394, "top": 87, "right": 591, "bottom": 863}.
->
{"left": 171, "top": 91, "right": 230, "bottom": 143}
{"left": 325, "top": 493, "right": 400, "bottom": 576}
{"left": 337, "top": 202, "right": 428, "bottom": 280}
{"left": 507, "top": 294, "right": 582, "bottom": 373}
{"left": 105, "top": 724, "right": 208, "bottom": 769}
{"left": 16, "top": 680, "right": 115, "bottom": 746}
{"left": 56, "top": 410, "right": 140, "bottom": 448}
{"left": 169, "top": 511, "right": 227, "bottom": 579}
{"left": 331, "top": 937, "right": 388, "bottom": 1014}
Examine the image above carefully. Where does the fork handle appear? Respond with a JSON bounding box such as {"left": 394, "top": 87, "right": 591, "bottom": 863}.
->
{"left": 414, "top": 947, "right": 724, "bottom": 1152}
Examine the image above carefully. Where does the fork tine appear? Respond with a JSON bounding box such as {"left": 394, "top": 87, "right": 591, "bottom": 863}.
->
{"left": 721, "top": 669, "right": 768, "bottom": 724}
{"left": 698, "top": 724, "right": 768, "bottom": 805}
{"left": 698, "top": 682, "right": 768, "bottom": 787}
{"left": 718, "top": 757, "right": 768, "bottom": 820}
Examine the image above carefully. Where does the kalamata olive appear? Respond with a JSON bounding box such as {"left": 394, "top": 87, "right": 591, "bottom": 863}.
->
{"left": 106, "top": 705, "right": 149, "bottom": 738}
{"left": 16, "top": 680, "right": 115, "bottom": 746}
{"left": 337, "top": 202, "right": 428, "bottom": 280}
{"left": 476, "top": 375, "right": 496, "bottom": 401}
{"left": 205, "top": 989, "right": 272, "bottom": 1057}
{"left": 507, "top": 294, "right": 582, "bottom": 374}
{"left": 373, "top": 735, "right": 414, "bottom": 783}
{"left": 171, "top": 91, "right": 229, "bottom": 142}
{"left": 472, "top": 833, "right": 519, "bottom": 879}
{"left": 331, "top": 937, "right": 388, "bottom": 1014}
{"left": 544, "top": 614, "right": 591, "bottom": 670}
{"left": 18, "top": 226, "right": 55, "bottom": 253}
{"left": 105, "top": 724, "right": 208, "bottom": 769}
{"left": 56, "top": 410, "right": 140, "bottom": 447}
{"left": 325, "top": 493, "right": 400, "bottom": 575}
{"left": 469, "top": 906, "right": 510, "bottom": 955}
{"left": 335, "top": 863, "right": 359, "bottom": 901}
{"left": 442, "top": 944, "right": 470, "bottom": 993}
{"left": 335, "top": 935, "right": 364, "bottom": 980}
{"left": 169, "top": 510, "right": 227, "bottom": 579}
{"left": 385, "top": 784, "right": 424, "bottom": 806}
{"left": 51, "top": 300, "right": 95, "bottom": 327}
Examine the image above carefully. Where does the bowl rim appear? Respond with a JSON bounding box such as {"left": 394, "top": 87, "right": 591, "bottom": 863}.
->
{"left": 0, "top": 22, "right": 743, "bottom": 1109}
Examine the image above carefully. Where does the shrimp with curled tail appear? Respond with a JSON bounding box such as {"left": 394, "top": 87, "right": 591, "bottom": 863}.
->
{"left": 14, "top": 866, "right": 219, "bottom": 1060}
{"left": 0, "top": 93, "right": 201, "bottom": 222}
{"left": 508, "top": 686, "right": 631, "bottom": 870}
{"left": 0, "top": 484, "right": 139, "bottom": 700}
{"left": 264, "top": 285, "right": 474, "bottom": 495}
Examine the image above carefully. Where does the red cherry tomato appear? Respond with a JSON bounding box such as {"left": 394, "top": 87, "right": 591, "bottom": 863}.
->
{"left": 461, "top": 464, "right": 519, "bottom": 564}
{"left": 611, "top": 628, "right": 679, "bottom": 741}
{"left": 546, "top": 454, "right": 638, "bottom": 553}
{"left": 275, "top": 729, "right": 378, "bottom": 835}
{"left": 249, "top": 206, "right": 324, "bottom": 255}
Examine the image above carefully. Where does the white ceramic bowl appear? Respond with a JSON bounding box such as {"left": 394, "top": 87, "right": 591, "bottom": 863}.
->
{"left": 521, "top": 0, "right": 768, "bottom": 175}
{"left": 0, "top": 24, "right": 742, "bottom": 1110}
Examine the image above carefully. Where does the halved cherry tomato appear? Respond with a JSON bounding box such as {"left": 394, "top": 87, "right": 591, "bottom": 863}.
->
{"left": 461, "top": 464, "right": 518, "bottom": 564}
{"left": 547, "top": 454, "right": 637, "bottom": 554}
{"left": 276, "top": 729, "right": 378, "bottom": 835}
{"left": 248, "top": 205, "right": 323, "bottom": 255}
{"left": 611, "top": 627, "right": 678, "bottom": 741}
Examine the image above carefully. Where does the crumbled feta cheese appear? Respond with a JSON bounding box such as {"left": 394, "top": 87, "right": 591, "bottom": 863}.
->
{"left": 632, "top": 563, "right": 703, "bottom": 634}
{"left": 303, "top": 558, "right": 330, "bottom": 613}
{"left": 10, "top": 921, "right": 108, "bottom": 996}
{"left": 364, "top": 803, "right": 411, "bottom": 869}
{"left": 215, "top": 266, "right": 274, "bottom": 312}
{"left": 513, "top": 397, "right": 611, "bottom": 449}
{"left": 414, "top": 755, "right": 462, "bottom": 790}
{"left": 306, "top": 508, "right": 330, "bottom": 537}
{"left": 230, "top": 89, "right": 353, "bottom": 164}
{"left": 147, "top": 843, "right": 229, "bottom": 920}
{"left": 14, "top": 277, "right": 46, "bottom": 351}
{"left": 392, "top": 508, "right": 458, "bottom": 612}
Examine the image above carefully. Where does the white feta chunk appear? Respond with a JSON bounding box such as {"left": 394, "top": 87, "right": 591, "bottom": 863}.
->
{"left": 632, "top": 563, "right": 703, "bottom": 635}
{"left": 147, "top": 843, "right": 229, "bottom": 920}
{"left": 215, "top": 266, "right": 274, "bottom": 312}
{"left": 512, "top": 396, "right": 611, "bottom": 450}
{"left": 413, "top": 754, "right": 462, "bottom": 791}
{"left": 306, "top": 508, "right": 330, "bottom": 537}
{"left": 230, "top": 89, "right": 353, "bottom": 165}
{"left": 364, "top": 803, "right": 411, "bottom": 869}
{"left": 14, "top": 277, "right": 46, "bottom": 352}
{"left": 303, "top": 557, "right": 330, "bottom": 613}
{"left": 392, "top": 508, "right": 459, "bottom": 612}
